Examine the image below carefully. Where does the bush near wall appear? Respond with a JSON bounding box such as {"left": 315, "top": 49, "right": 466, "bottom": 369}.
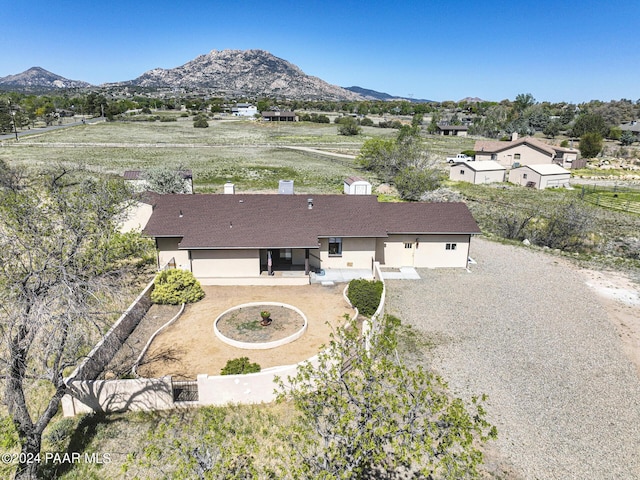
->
{"left": 150, "top": 269, "right": 205, "bottom": 305}
{"left": 221, "top": 357, "right": 261, "bottom": 375}
{"left": 347, "top": 279, "right": 383, "bottom": 317}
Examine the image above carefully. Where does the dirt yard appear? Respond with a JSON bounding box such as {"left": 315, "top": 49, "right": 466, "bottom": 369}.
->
{"left": 136, "top": 284, "right": 353, "bottom": 379}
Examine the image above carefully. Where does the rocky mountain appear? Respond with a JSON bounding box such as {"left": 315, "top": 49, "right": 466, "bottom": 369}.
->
{"left": 127, "top": 49, "right": 363, "bottom": 101}
{"left": 344, "top": 86, "right": 432, "bottom": 103}
{"left": 0, "top": 67, "right": 92, "bottom": 91}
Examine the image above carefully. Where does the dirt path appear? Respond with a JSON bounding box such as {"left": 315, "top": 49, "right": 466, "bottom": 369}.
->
{"left": 137, "top": 284, "right": 353, "bottom": 379}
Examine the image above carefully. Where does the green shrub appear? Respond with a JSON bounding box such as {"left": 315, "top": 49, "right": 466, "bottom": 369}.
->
{"left": 221, "top": 357, "right": 261, "bottom": 375}
{"left": 193, "top": 115, "right": 209, "bottom": 128}
{"left": 150, "top": 269, "right": 205, "bottom": 305}
{"left": 347, "top": 279, "right": 383, "bottom": 317}
{"left": 360, "top": 117, "right": 374, "bottom": 127}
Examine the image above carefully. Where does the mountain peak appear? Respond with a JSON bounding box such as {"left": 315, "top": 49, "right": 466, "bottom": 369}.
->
{"left": 0, "top": 67, "right": 92, "bottom": 91}
{"left": 129, "top": 49, "right": 362, "bottom": 100}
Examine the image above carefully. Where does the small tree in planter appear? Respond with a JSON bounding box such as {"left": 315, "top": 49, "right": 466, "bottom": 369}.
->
{"left": 260, "top": 310, "right": 272, "bottom": 326}
{"left": 151, "top": 269, "right": 205, "bottom": 305}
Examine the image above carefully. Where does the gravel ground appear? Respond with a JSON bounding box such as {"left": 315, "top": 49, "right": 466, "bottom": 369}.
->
{"left": 385, "top": 238, "right": 640, "bottom": 479}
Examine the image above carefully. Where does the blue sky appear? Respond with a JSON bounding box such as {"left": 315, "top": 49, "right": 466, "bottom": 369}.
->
{"left": 1, "top": 0, "right": 638, "bottom": 103}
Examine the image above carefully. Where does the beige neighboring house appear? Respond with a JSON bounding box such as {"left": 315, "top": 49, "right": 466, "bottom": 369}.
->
{"left": 449, "top": 161, "right": 506, "bottom": 184}
{"left": 436, "top": 124, "right": 469, "bottom": 136}
{"left": 142, "top": 194, "right": 481, "bottom": 284}
{"left": 474, "top": 135, "right": 578, "bottom": 169}
{"left": 508, "top": 164, "right": 571, "bottom": 189}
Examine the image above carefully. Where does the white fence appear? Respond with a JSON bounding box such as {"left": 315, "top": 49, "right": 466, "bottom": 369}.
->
{"left": 62, "top": 263, "right": 385, "bottom": 416}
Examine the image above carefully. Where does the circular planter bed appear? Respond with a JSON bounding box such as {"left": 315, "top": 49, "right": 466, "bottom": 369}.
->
{"left": 214, "top": 302, "right": 307, "bottom": 350}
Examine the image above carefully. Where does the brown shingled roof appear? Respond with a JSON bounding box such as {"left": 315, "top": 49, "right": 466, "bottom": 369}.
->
{"left": 143, "top": 194, "right": 480, "bottom": 249}
{"left": 474, "top": 137, "right": 556, "bottom": 156}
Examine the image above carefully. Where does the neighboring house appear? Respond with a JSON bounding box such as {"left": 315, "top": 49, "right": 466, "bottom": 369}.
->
{"left": 449, "top": 161, "right": 506, "bottom": 184}
{"left": 142, "top": 194, "right": 481, "bottom": 284}
{"left": 620, "top": 120, "right": 640, "bottom": 140}
{"left": 508, "top": 164, "right": 571, "bottom": 189}
{"left": 231, "top": 103, "right": 258, "bottom": 117}
{"left": 436, "top": 124, "right": 469, "bottom": 136}
{"left": 344, "top": 176, "right": 372, "bottom": 195}
{"left": 262, "top": 111, "right": 297, "bottom": 122}
{"left": 123, "top": 170, "right": 194, "bottom": 194}
{"left": 474, "top": 135, "right": 578, "bottom": 169}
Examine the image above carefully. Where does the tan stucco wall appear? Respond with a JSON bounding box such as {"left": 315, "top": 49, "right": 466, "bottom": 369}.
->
{"left": 450, "top": 165, "right": 505, "bottom": 184}
{"left": 191, "top": 249, "right": 260, "bottom": 278}
{"left": 477, "top": 145, "right": 552, "bottom": 168}
{"left": 157, "top": 237, "right": 190, "bottom": 270}
{"left": 119, "top": 202, "right": 153, "bottom": 233}
{"left": 380, "top": 234, "right": 470, "bottom": 268}
{"left": 319, "top": 237, "right": 376, "bottom": 269}
{"left": 63, "top": 377, "right": 174, "bottom": 416}
{"left": 508, "top": 169, "right": 570, "bottom": 189}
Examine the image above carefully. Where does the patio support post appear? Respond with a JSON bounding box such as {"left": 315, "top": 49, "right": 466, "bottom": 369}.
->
{"left": 304, "top": 249, "right": 310, "bottom": 275}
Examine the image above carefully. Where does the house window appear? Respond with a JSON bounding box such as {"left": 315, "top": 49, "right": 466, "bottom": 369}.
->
{"left": 328, "top": 237, "right": 342, "bottom": 256}
{"left": 460, "top": 169, "right": 465, "bottom": 174}
{"left": 446, "top": 243, "right": 457, "bottom": 250}
{"left": 523, "top": 173, "right": 528, "bottom": 179}
{"left": 491, "top": 154, "right": 497, "bottom": 160}
{"left": 404, "top": 243, "right": 412, "bottom": 249}
{"left": 514, "top": 153, "right": 521, "bottom": 160}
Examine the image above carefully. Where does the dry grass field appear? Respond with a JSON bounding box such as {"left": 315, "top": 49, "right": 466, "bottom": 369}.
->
{"left": 0, "top": 115, "right": 475, "bottom": 192}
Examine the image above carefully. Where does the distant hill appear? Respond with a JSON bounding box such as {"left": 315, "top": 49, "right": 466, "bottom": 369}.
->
{"left": 123, "top": 49, "right": 363, "bottom": 101}
{"left": 0, "top": 67, "right": 92, "bottom": 92}
{"left": 344, "top": 86, "right": 433, "bottom": 103}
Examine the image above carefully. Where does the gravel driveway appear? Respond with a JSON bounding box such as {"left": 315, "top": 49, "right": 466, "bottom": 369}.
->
{"left": 385, "top": 238, "right": 640, "bottom": 479}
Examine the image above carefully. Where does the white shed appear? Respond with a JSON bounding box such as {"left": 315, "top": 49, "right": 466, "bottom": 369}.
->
{"left": 344, "top": 176, "right": 372, "bottom": 195}
{"left": 449, "top": 161, "right": 506, "bottom": 184}
{"left": 508, "top": 164, "right": 571, "bottom": 189}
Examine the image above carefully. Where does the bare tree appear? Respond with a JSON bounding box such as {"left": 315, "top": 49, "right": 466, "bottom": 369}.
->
{"left": 0, "top": 167, "right": 135, "bottom": 479}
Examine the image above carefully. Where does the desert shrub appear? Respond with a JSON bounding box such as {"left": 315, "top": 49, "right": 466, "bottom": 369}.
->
{"left": 150, "top": 269, "right": 205, "bottom": 305}
{"left": 420, "top": 187, "right": 464, "bottom": 203}
{"left": 360, "top": 117, "right": 374, "bottom": 126}
{"left": 159, "top": 116, "right": 177, "bottom": 122}
{"left": 347, "top": 279, "right": 383, "bottom": 317}
{"left": 338, "top": 117, "right": 361, "bottom": 136}
{"left": 193, "top": 115, "right": 209, "bottom": 128}
{"left": 221, "top": 357, "right": 261, "bottom": 375}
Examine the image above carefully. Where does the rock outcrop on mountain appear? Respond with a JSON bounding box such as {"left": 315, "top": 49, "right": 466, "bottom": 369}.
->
{"left": 0, "top": 67, "right": 92, "bottom": 91}
{"left": 129, "top": 49, "right": 363, "bottom": 100}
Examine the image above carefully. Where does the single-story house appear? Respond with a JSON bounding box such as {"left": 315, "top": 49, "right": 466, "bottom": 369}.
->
{"left": 436, "top": 124, "right": 469, "bottom": 136}
{"left": 142, "top": 194, "right": 481, "bottom": 284}
{"left": 123, "top": 170, "right": 194, "bottom": 194}
{"left": 344, "top": 176, "right": 372, "bottom": 195}
{"left": 231, "top": 103, "right": 258, "bottom": 117}
{"left": 262, "top": 111, "right": 297, "bottom": 122}
{"left": 474, "top": 135, "right": 578, "bottom": 169}
{"left": 449, "top": 161, "right": 506, "bottom": 184}
{"left": 619, "top": 120, "right": 640, "bottom": 140}
{"left": 508, "top": 164, "right": 571, "bottom": 189}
